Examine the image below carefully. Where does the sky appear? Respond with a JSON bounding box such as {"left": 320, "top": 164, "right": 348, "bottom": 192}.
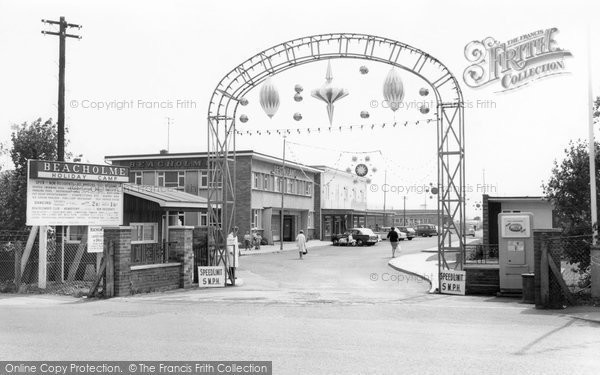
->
{"left": 1, "top": 0, "right": 599, "bottom": 217}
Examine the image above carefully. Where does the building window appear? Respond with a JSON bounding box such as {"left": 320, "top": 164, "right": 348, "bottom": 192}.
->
{"left": 275, "top": 176, "right": 281, "bottom": 192}
{"left": 252, "top": 209, "right": 263, "bottom": 229}
{"left": 157, "top": 172, "right": 165, "bottom": 186}
{"left": 308, "top": 211, "right": 314, "bottom": 228}
{"left": 130, "top": 223, "right": 158, "bottom": 244}
{"left": 134, "top": 172, "right": 142, "bottom": 185}
{"left": 200, "top": 212, "right": 208, "bottom": 227}
{"left": 263, "top": 174, "right": 270, "bottom": 190}
{"left": 66, "top": 226, "right": 86, "bottom": 243}
{"left": 167, "top": 211, "right": 185, "bottom": 226}
{"left": 253, "top": 172, "right": 261, "bottom": 189}
{"left": 178, "top": 171, "right": 185, "bottom": 188}
{"left": 200, "top": 171, "right": 208, "bottom": 187}
{"left": 306, "top": 182, "right": 313, "bottom": 196}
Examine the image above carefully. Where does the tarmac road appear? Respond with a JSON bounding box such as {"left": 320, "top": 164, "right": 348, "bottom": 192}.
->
{"left": 0, "top": 240, "right": 598, "bottom": 374}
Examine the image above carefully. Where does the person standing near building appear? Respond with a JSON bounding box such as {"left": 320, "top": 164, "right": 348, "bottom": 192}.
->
{"left": 296, "top": 230, "right": 307, "bottom": 260}
{"left": 227, "top": 226, "right": 240, "bottom": 281}
{"left": 243, "top": 231, "right": 252, "bottom": 251}
{"left": 386, "top": 226, "right": 400, "bottom": 258}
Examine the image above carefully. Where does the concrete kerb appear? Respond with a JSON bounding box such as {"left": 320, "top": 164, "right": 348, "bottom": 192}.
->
{"left": 239, "top": 240, "right": 331, "bottom": 256}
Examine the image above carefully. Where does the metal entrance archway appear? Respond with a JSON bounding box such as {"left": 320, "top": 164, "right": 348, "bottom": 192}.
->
{"left": 207, "top": 33, "right": 465, "bottom": 289}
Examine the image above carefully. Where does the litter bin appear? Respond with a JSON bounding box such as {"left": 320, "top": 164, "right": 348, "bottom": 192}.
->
{"left": 522, "top": 273, "right": 535, "bottom": 304}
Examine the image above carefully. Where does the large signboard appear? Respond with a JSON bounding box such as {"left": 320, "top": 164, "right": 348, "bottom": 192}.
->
{"left": 439, "top": 270, "right": 466, "bottom": 295}
{"left": 198, "top": 266, "right": 226, "bottom": 288}
{"left": 26, "top": 160, "right": 128, "bottom": 226}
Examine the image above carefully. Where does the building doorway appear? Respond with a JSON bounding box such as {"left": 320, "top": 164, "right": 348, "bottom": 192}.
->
{"left": 283, "top": 215, "right": 294, "bottom": 241}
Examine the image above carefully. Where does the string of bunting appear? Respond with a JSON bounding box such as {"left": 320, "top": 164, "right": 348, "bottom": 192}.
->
{"left": 234, "top": 118, "right": 436, "bottom": 136}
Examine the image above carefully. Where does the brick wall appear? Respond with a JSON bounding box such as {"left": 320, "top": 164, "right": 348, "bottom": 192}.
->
{"left": 104, "top": 227, "right": 131, "bottom": 296}
{"left": 169, "top": 226, "right": 194, "bottom": 288}
{"left": 482, "top": 194, "right": 489, "bottom": 245}
{"left": 314, "top": 172, "right": 322, "bottom": 240}
{"left": 235, "top": 155, "right": 253, "bottom": 239}
{"left": 130, "top": 265, "right": 180, "bottom": 294}
{"left": 464, "top": 264, "right": 499, "bottom": 295}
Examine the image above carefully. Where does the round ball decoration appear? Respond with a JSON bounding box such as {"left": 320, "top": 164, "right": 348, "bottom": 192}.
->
{"left": 360, "top": 111, "right": 370, "bottom": 119}
{"left": 430, "top": 187, "right": 438, "bottom": 195}
{"left": 239, "top": 114, "right": 249, "bottom": 123}
{"left": 372, "top": 167, "right": 378, "bottom": 173}
{"left": 365, "top": 156, "right": 370, "bottom": 162}
{"left": 355, "top": 163, "right": 369, "bottom": 177}
{"left": 294, "top": 84, "right": 303, "bottom": 93}
{"left": 366, "top": 178, "right": 372, "bottom": 184}
{"left": 239, "top": 97, "right": 249, "bottom": 106}
{"left": 420, "top": 105, "right": 430, "bottom": 114}
{"left": 359, "top": 66, "right": 369, "bottom": 74}
{"left": 293, "top": 112, "right": 303, "bottom": 121}
{"left": 352, "top": 156, "right": 358, "bottom": 162}
{"left": 419, "top": 88, "right": 429, "bottom": 96}
{"left": 383, "top": 68, "right": 404, "bottom": 112}
{"left": 346, "top": 167, "right": 352, "bottom": 173}
{"left": 259, "top": 77, "right": 280, "bottom": 118}
{"left": 294, "top": 93, "right": 303, "bottom": 102}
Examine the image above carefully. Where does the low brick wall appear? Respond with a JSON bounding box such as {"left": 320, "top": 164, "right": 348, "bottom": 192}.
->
{"left": 465, "top": 264, "right": 500, "bottom": 295}
{"left": 130, "top": 263, "right": 182, "bottom": 294}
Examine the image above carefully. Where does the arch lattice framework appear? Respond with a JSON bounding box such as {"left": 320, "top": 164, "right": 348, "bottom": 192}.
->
{"left": 207, "top": 33, "right": 465, "bottom": 289}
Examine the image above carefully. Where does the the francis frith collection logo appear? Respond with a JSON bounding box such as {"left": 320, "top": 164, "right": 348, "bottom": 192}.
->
{"left": 463, "top": 27, "right": 572, "bottom": 92}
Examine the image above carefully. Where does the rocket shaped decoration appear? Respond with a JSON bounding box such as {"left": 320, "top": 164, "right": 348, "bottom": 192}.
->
{"left": 259, "top": 78, "right": 280, "bottom": 118}
{"left": 311, "top": 61, "right": 349, "bottom": 125}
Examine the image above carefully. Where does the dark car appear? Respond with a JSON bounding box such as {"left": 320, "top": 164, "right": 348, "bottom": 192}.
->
{"left": 397, "top": 226, "right": 416, "bottom": 240}
{"left": 330, "top": 231, "right": 356, "bottom": 246}
{"left": 415, "top": 224, "right": 438, "bottom": 237}
{"left": 332, "top": 228, "right": 378, "bottom": 246}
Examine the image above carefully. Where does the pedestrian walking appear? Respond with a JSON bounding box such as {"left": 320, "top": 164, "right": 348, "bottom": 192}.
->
{"left": 296, "top": 230, "right": 307, "bottom": 259}
{"left": 386, "top": 226, "right": 400, "bottom": 258}
{"left": 253, "top": 231, "right": 262, "bottom": 250}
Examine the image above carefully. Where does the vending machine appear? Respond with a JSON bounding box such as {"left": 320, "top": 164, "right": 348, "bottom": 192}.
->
{"left": 498, "top": 212, "right": 534, "bottom": 292}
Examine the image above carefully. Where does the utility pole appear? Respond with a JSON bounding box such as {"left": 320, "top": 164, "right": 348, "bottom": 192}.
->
{"left": 166, "top": 117, "right": 174, "bottom": 152}
{"left": 42, "top": 17, "right": 82, "bottom": 162}
{"left": 383, "top": 170, "right": 387, "bottom": 226}
{"left": 280, "top": 136, "right": 287, "bottom": 251}
{"left": 42, "top": 17, "right": 81, "bottom": 280}
{"left": 403, "top": 196, "right": 406, "bottom": 226}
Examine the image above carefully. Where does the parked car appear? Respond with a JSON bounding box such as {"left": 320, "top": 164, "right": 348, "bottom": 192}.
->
{"left": 396, "top": 226, "right": 416, "bottom": 240}
{"left": 415, "top": 224, "right": 438, "bottom": 237}
{"left": 464, "top": 226, "right": 476, "bottom": 237}
{"left": 379, "top": 227, "right": 407, "bottom": 241}
{"left": 331, "top": 231, "right": 357, "bottom": 246}
{"left": 332, "top": 228, "right": 379, "bottom": 246}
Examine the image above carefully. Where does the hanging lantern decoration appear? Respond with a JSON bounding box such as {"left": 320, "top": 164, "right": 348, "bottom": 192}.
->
{"left": 259, "top": 78, "right": 280, "bottom": 118}
{"left": 382, "top": 68, "right": 404, "bottom": 112}
{"left": 420, "top": 105, "right": 430, "bottom": 114}
{"left": 294, "top": 84, "right": 303, "bottom": 93}
{"left": 359, "top": 66, "right": 369, "bottom": 74}
{"left": 239, "top": 97, "right": 249, "bottom": 106}
{"left": 293, "top": 112, "right": 302, "bottom": 121}
{"left": 419, "top": 88, "right": 429, "bottom": 96}
{"left": 355, "top": 163, "right": 369, "bottom": 177}
{"left": 311, "top": 61, "right": 349, "bottom": 125}
{"left": 360, "top": 111, "right": 370, "bottom": 119}
{"left": 239, "top": 114, "right": 248, "bottom": 123}
{"left": 294, "top": 93, "right": 303, "bottom": 102}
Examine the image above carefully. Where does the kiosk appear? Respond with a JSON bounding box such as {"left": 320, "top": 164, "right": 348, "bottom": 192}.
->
{"left": 498, "top": 212, "right": 534, "bottom": 293}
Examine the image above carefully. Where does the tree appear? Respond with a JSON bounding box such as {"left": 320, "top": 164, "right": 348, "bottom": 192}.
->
{"left": 0, "top": 118, "right": 60, "bottom": 230}
{"left": 542, "top": 139, "right": 600, "bottom": 235}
